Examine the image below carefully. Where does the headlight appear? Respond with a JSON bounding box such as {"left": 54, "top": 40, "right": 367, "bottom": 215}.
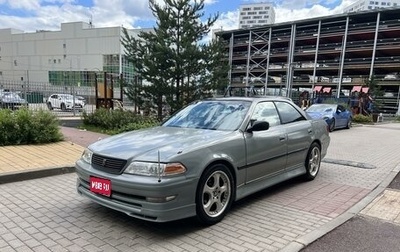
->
{"left": 81, "top": 149, "right": 93, "bottom": 164}
{"left": 124, "top": 161, "right": 186, "bottom": 177}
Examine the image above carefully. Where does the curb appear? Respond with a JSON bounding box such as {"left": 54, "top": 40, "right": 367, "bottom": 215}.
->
{"left": 281, "top": 162, "right": 400, "bottom": 252}
{"left": 0, "top": 166, "right": 76, "bottom": 185}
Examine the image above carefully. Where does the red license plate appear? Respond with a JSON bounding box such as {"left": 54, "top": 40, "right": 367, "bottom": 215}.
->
{"left": 90, "top": 177, "right": 111, "bottom": 197}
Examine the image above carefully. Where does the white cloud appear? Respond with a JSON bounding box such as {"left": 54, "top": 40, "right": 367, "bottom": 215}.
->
{"left": 6, "top": 0, "right": 40, "bottom": 10}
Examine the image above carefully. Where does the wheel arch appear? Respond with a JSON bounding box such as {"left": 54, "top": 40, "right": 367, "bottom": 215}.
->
{"left": 196, "top": 159, "right": 237, "bottom": 199}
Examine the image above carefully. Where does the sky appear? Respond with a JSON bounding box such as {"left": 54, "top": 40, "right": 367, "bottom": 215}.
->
{"left": 0, "top": 0, "right": 356, "bottom": 35}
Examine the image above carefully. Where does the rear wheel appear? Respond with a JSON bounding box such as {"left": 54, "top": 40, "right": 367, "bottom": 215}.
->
{"left": 196, "top": 164, "right": 234, "bottom": 225}
{"left": 304, "top": 142, "right": 321, "bottom": 181}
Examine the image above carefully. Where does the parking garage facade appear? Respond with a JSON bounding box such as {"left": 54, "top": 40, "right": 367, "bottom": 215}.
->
{"left": 217, "top": 8, "right": 400, "bottom": 114}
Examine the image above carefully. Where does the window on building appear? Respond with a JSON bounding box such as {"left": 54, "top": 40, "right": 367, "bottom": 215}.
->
{"left": 242, "top": 7, "right": 251, "bottom": 11}
{"left": 0, "top": 71, "right": 2, "bottom": 76}
{"left": 240, "top": 12, "right": 246, "bottom": 15}
{"left": 248, "top": 11, "right": 257, "bottom": 15}
{"left": 265, "top": 6, "right": 270, "bottom": 9}
{"left": 63, "top": 43, "right": 66, "bottom": 48}
{"left": 259, "top": 11, "right": 268, "bottom": 14}
{"left": 53, "top": 59, "right": 56, "bottom": 64}
{"left": 370, "top": 1, "right": 374, "bottom": 3}
{"left": 58, "top": 59, "right": 61, "bottom": 64}
{"left": 394, "top": 3, "right": 397, "bottom": 6}
{"left": 375, "top": 1, "right": 378, "bottom": 4}
{"left": 382, "top": 2, "right": 386, "bottom": 5}
{"left": 254, "top": 7, "right": 263, "bottom": 10}
{"left": 387, "top": 2, "right": 391, "bottom": 5}
{"left": 368, "top": 5, "right": 373, "bottom": 9}
{"left": 243, "top": 16, "right": 251, "bottom": 20}
{"left": 253, "top": 16, "right": 262, "bottom": 19}
{"left": 258, "top": 20, "right": 266, "bottom": 23}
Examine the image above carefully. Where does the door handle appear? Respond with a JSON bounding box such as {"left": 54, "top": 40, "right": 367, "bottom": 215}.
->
{"left": 308, "top": 129, "right": 313, "bottom": 134}
{"left": 279, "top": 135, "right": 286, "bottom": 141}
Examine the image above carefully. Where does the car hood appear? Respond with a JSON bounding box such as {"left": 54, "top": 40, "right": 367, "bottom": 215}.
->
{"left": 88, "top": 126, "right": 235, "bottom": 161}
{"left": 2, "top": 97, "right": 27, "bottom": 103}
{"left": 306, "top": 111, "right": 332, "bottom": 119}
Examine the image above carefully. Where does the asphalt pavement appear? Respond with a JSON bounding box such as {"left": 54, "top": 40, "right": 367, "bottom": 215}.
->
{"left": 301, "top": 172, "right": 400, "bottom": 252}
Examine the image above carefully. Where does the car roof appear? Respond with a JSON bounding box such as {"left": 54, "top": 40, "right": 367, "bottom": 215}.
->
{"left": 209, "top": 96, "right": 293, "bottom": 102}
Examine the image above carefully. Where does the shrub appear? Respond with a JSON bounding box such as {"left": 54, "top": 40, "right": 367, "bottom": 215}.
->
{"left": 82, "top": 108, "right": 159, "bottom": 134}
{"left": 352, "top": 114, "right": 373, "bottom": 123}
{"left": 0, "top": 108, "right": 63, "bottom": 146}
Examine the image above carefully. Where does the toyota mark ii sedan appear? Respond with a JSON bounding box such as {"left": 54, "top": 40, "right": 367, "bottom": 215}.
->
{"left": 76, "top": 96, "right": 330, "bottom": 225}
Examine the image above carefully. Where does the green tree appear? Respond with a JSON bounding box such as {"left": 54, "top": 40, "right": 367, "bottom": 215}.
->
{"left": 121, "top": 0, "right": 228, "bottom": 120}
{"left": 365, "top": 75, "right": 384, "bottom": 113}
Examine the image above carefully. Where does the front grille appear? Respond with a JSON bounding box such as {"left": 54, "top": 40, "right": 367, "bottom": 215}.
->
{"left": 92, "top": 154, "right": 127, "bottom": 174}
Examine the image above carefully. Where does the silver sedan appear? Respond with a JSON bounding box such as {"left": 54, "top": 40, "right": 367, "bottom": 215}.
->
{"left": 75, "top": 97, "right": 330, "bottom": 225}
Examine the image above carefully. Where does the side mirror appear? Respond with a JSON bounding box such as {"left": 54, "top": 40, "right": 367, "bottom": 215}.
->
{"left": 247, "top": 121, "right": 269, "bottom": 133}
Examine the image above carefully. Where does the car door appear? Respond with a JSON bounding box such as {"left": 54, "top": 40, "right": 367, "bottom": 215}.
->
{"left": 244, "top": 101, "right": 287, "bottom": 183}
{"left": 335, "top": 104, "right": 348, "bottom": 127}
{"left": 274, "top": 101, "right": 313, "bottom": 174}
{"left": 50, "top": 94, "right": 60, "bottom": 108}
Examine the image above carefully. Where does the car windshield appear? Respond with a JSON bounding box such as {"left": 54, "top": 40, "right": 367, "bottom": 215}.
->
{"left": 2, "top": 93, "right": 21, "bottom": 99}
{"left": 306, "top": 104, "right": 335, "bottom": 113}
{"left": 163, "top": 100, "right": 251, "bottom": 131}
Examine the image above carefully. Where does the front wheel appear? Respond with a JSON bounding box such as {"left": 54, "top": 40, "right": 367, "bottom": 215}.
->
{"left": 60, "top": 103, "right": 66, "bottom": 111}
{"left": 304, "top": 142, "right": 321, "bottom": 181}
{"left": 346, "top": 118, "right": 352, "bottom": 129}
{"left": 328, "top": 118, "right": 335, "bottom": 132}
{"left": 196, "top": 164, "right": 234, "bottom": 225}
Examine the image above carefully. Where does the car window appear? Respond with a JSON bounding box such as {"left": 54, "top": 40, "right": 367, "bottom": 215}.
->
{"left": 275, "top": 101, "right": 306, "bottom": 124}
{"left": 250, "top": 102, "right": 280, "bottom": 127}
{"left": 163, "top": 100, "right": 251, "bottom": 131}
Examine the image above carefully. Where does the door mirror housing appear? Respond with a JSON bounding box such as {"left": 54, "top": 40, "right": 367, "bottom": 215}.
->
{"left": 247, "top": 121, "right": 270, "bottom": 133}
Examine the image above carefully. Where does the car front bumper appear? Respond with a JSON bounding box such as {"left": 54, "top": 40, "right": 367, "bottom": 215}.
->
{"left": 75, "top": 159, "right": 198, "bottom": 222}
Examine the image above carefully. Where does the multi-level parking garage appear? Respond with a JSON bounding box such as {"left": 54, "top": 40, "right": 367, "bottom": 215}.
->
{"left": 218, "top": 8, "right": 400, "bottom": 114}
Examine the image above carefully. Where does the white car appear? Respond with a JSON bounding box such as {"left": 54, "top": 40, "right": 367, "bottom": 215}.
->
{"left": 384, "top": 73, "right": 399, "bottom": 80}
{"left": 47, "top": 94, "right": 85, "bottom": 111}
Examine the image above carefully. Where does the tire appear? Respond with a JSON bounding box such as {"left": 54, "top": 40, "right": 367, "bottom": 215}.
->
{"left": 60, "top": 103, "right": 66, "bottom": 111}
{"left": 304, "top": 142, "right": 321, "bottom": 181}
{"left": 196, "top": 164, "right": 234, "bottom": 225}
{"left": 47, "top": 102, "right": 53, "bottom": 110}
{"left": 328, "top": 118, "right": 335, "bottom": 132}
{"left": 346, "top": 118, "right": 352, "bottom": 129}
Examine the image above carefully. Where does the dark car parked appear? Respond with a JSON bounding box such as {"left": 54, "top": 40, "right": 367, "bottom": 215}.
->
{"left": 0, "top": 92, "right": 28, "bottom": 110}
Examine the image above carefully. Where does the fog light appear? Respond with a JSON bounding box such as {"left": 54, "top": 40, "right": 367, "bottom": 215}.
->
{"left": 146, "top": 195, "right": 176, "bottom": 203}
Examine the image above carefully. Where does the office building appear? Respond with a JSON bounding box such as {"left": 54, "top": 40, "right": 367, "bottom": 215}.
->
{"left": 344, "top": 0, "right": 400, "bottom": 13}
{"left": 239, "top": 2, "right": 275, "bottom": 29}
{"left": 0, "top": 22, "right": 149, "bottom": 86}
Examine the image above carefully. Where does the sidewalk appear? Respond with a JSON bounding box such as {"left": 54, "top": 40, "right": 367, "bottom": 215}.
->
{"left": 0, "top": 126, "right": 108, "bottom": 184}
{"left": 0, "top": 123, "right": 400, "bottom": 251}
